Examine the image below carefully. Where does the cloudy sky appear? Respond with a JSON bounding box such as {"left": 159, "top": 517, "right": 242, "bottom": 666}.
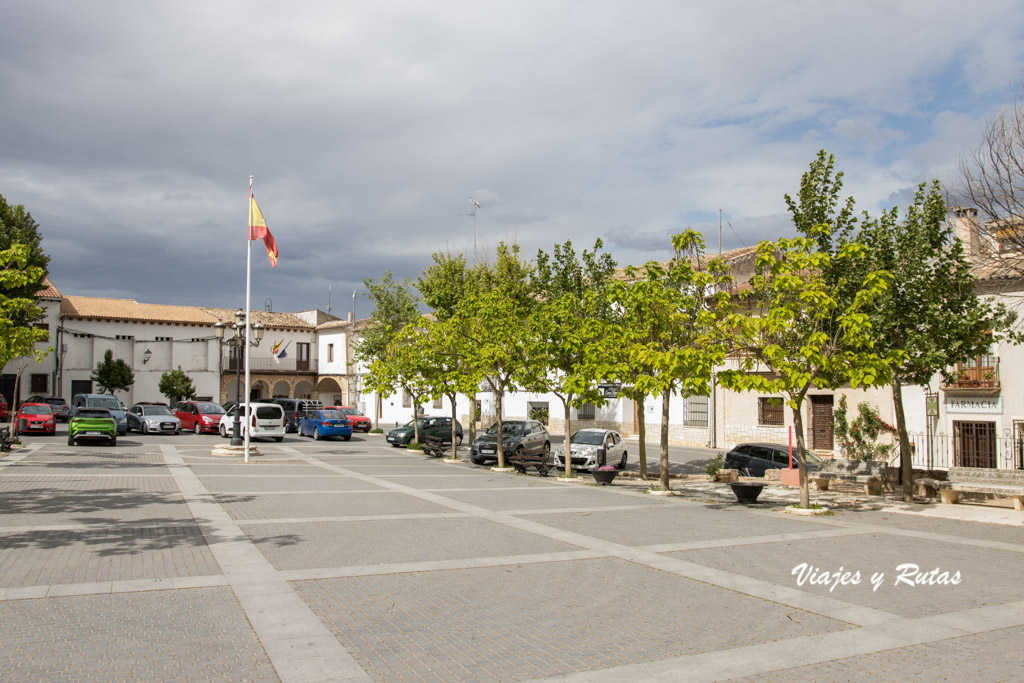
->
{"left": 2, "top": 1, "right": 1023, "bottom": 316}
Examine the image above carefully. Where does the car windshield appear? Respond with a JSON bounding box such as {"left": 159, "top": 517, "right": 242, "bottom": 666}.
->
{"left": 45, "top": 398, "right": 67, "bottom": 406}
{"left": 803, "top": 450, "right": 822, "bottom": 465}
{"left": 22, "top": 405, "right": 52, "bottom": 415}
{"left": 143, "top": 406, "right": 172, "bottom": 416}
{"left": 340, "top": 408, "right": 361, "bottom": 416}
{"left": 91, "top": 396, "right": 121, "bottom": 410}
{"left": 570, "top": 431, "right": 605, "bottom": 445}
{"left": 77, "top": 409, "right": 110, "bottom": 419}
{"left": 321, "top": 410, "right": 343, "bottom": 419}
{"left": 486, "top": 422, "right": 524, "bottom": 437}
{"left": 196, "top": 402, "right": 225, "bottom": 414}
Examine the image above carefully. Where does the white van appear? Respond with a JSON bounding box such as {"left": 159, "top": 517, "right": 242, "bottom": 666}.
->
{"left": 219, "top": 402, "right": 286, "bottom": 441}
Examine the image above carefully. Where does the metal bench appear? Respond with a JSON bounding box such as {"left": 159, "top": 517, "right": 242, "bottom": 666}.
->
{"left": 0, "top": 425, "right": 13, "bottom": 452}
{"left": 811, "top": 459, "right": 892, "bottom": 495}
{"left": 939, "top": 468, "right": 1024, "bottom": 511}
{"left": 421, "top": 434, "right": 452, "bottom": 458}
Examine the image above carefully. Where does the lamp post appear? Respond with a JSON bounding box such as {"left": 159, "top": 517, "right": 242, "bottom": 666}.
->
{"left": 215, "top": 309, "right": 265, "bottom": 446}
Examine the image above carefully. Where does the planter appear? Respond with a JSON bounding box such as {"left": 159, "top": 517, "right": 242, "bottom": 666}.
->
{"left": 592, "top": 470, "right": 618, "bottom": 485}
{"left": 728, "top": 482, "right": 765, "bottom": 503}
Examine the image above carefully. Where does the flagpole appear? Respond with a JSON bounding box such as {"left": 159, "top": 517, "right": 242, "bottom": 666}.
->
{"left": 245, "top": 176, "right": 253, "bottom": 463}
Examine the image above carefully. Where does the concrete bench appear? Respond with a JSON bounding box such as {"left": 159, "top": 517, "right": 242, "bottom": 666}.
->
{"left": 939, "top": 468, "right": 1024, "bottom": 511}
{"left": 811, "top": 460, "right": 891, "bottom": 495}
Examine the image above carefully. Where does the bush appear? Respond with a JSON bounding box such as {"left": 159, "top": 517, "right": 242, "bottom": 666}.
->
{"left": 369, "top": 428, "right": 383, "bottom": 434}
{"left": 407, "top": 442, "right": 422, "bottom": 451}
{"left": 706, "top": 452, "right": 725, "bottom": 477}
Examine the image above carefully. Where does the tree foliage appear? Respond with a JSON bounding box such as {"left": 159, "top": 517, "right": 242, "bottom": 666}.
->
{"left": 159, "top": 366, "right": 196, "bottom": 404}
{"left": 0, "top": 194, "right": 49, "bottom": 309}
{"left": 91, "top": 349, "right": 135, "bottom": 394}
{"left": 0, "top": 244, "right": 50, "bottom": 369}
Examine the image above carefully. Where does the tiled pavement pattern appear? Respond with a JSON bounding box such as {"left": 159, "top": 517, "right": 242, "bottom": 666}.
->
{"left": 0, "top": 439, "right": 1022, "bottom": 681}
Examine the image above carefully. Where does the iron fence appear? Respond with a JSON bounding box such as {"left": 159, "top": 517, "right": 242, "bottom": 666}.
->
{"left": 891, "top": 431, "right": 1024, "bottom": 471}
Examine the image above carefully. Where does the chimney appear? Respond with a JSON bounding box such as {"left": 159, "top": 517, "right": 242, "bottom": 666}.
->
{"left": 952, "top": 206, "right": 981, "bottom": 256}
{"left": 348, "top": 312, "right": 353, "bottom": 323}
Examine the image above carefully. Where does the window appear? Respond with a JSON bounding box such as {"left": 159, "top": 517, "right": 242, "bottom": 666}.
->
{"left": 578, "top": 403, "right": 596, "bottom": 420}
{"left": 432, "top": 396, "right": 442, "bottom": 409}
{"left": 684, "top": 395, "right": 709, "bottom": 427}
{"left": 116, "top": 335, "right": 134, "bottom": 340}
{"left": 30, "top": 373, "right": 48, "bottom": 393}
{"left": 327, "top": 344, "right": 334, "bottom": 363}
{"left": 156, "top": 336, "right": 172, "bottom": 342}
{"left": 758, "top": 397, "right": 784, "bottom": 426}
{"left": 297, "top": 342, "right": 311, "bottom": 371}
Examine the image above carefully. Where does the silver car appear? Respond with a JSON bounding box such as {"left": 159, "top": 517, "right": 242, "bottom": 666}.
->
{"left": 553, "top": 428, "right": 627, "bottom": 471}
{"left": 126, "top": 403, "right": 181, "bottom": 434}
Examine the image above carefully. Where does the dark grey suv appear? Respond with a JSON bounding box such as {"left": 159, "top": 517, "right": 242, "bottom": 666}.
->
{"left": 724, "top": 442, "right": 822, "bottom": 476}
{"left": 470, "top": 419, "right": 550, "bottom": 465}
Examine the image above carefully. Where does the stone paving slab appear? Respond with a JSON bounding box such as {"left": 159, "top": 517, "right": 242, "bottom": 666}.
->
{"left": 188, "top": 463, "right": 335, "bottom": 476}
{"left": 0, "top": 491, "right": 191, "bottom": 527}
{"left": 434, "top": 486, "right": 667, "bottom": 511}
{"left": 20, "top": 450, "right": 166, "bottom": 464}
{"left": 381, "top": 474, "right": 565, "bottom": 490}
{"left": 1, "top": 587, "right": 279, "bottom": 681}
{"left": 0, "top": 526, "right": 220, "bottom": 588}
{"left": 199, "top": 474, "right": 388, "bottom": 493}
{"left": 216, "top": 491, "right": 456, "bottom": 520}
{"left": 241, "top": 518, "right": 578, "bottom": 570}
{"left": 0, "top": 475, "right": 177, "bottom": 493}
{"left": 673, "top": 531, "right": 1024, "bottom": 618}
{"left": 831, "top": 508, "right": 1024, "bottom": 543}
{"left": 293, "top": 557, "right": 851, "bottom": 682}
{"left": 725, "top": 623, "right": 1024, "bottom": 682}
{"left": 529, "top": 504, "right": 833, "bottom": 547}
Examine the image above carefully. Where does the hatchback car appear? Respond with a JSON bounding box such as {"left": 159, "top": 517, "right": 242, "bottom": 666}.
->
{"left": 126, "top": 403, "right": 182, "bottom": 434}
{"left": 724, "top": 442, "right": 822, "bottom": 476}
{"left": 299, "top": 408, "right": 353, "bottom": 440}
{"left": 470, "top": 419, "right": 550, "bottom": 465}
{"left": 174, "top": 401, "right": 225, "bottom": 434}
{"left": 68, "top": 408, "right": 117, "bottom": 446}
{"left": 26, "top": 395, "right": 71, "bottom": 422}
{"left": 71, "top": 393, "right": 128, "bottom": 435}
{"left": 387, "top": 416, "right": 463, "bottom": 447}
{"left": 219, "top": 402, "right": 286, "bottom": 441}
{"left": 326, "top": 406, "right": 372, "bottom": 432}
{"left": 553, "top": 428, "right": 627, "bottom": 471}
{"left": 14, "top": 402, "right": 56, "bottom": 436}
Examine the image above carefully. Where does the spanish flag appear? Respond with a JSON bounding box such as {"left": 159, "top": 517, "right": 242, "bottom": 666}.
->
{"left": 249, "top": 195, "right": 279, "bottom": 268}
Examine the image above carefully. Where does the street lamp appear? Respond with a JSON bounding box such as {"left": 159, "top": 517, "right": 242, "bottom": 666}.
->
{"left": 215, "top": 310, "right": 265, "bottom": 446}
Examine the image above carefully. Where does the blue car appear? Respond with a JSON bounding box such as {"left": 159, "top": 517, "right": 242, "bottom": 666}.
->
{"left": 298, "top": 409, "right": 353, "bottom": 441}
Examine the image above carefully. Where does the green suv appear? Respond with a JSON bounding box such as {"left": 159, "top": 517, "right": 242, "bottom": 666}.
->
{"left": 68, "top": 408, "right": 118, "bottom": 446}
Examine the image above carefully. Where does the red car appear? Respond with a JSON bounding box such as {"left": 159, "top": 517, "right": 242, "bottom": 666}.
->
{"left": 173, "top": 400, "right": 225, "bottom": 434}
{"left": 0, "top": 394, "right": 8, "bottom": 420}
{"left": 326, "top": 406, "right": 372, "bottom": 432}
{"left": 14, "top": 402, "right": 56, "bottom": 436}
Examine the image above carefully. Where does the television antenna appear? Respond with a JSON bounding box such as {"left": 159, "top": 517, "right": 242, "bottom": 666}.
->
{"left": 459, "top": 196, "right": 481, "bottom": 256}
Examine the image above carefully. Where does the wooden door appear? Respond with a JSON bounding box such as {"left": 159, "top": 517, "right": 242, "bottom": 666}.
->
{"left": 810, "top": 395, "right": 834, "bottom": 451}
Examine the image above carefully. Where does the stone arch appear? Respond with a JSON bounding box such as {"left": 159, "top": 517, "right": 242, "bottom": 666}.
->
{"left": 272, "top": 380, "right": 291, "bottom": 398}
{"left": 249, "top": 380, "right": 269, "bottom": 401}
{"left": 316, "top": 377, "right": 344, "bottom": 405}
{"left": 293, "top": 380, "right": 313, "bottom": 399}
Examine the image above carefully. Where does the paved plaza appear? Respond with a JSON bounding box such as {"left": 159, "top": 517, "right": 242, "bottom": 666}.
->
{"left": 1, "top": 435, "right": 1022, "bottom": 682}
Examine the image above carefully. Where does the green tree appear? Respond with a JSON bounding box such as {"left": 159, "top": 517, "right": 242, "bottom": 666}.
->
{"left": 91, "top": 349, "right": 135, "bottom": 394}
{"left": 159, "top": 366, "right": 197, "bottom": 405}
{"left": 352, "top": 270, "right": 421, "bottom": 427}
{"left": 602, "top": 231, "right": 733, "bottom": 490}
{"left": 0, "top": 244, "right": 50, "bottom": 371}
{"left": 416, "top": 316, "right": 480, "bottom": 454}
{"left": 531, "top": 239, "right": 618, "bottom": 476}
{"left": 362, "top": 323, "right": 434, "bottom": 442}
{"left": 719, "top": 227, "right": 895, "bottom": 507}
{"left": 0, "top": 195, "right": 49, "bottom": 310}
{"left": 855, "top": 181, "right": 1019, "bottom": 500}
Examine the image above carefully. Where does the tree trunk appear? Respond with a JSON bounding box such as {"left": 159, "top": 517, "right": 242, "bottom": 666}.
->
{"left": 659, "top": 391, "right": 671, "bottom": 491}
{"left": 495, "top": 389, "right": 505, "bottom": 468}
{"left": 562, "top": 396, "right": 572, "bottom": 477}
{"left": 791, "top": 403, "right": 810, "bottom": 508}
{"left": 468, "top": 391, "right": 476, "bottom": 447}
{"left": 449, "top": 393, "right": 459, "bottom": 458}
{"left": 892, "top": 378, "right": 914, "bottom": 503}
{"left": 637, "top": 397, "right": 648, "bottom": 480}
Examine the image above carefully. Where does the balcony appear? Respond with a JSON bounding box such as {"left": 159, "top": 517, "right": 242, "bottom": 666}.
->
{"left": 942, "top": 358, "right": 1000, "bottom": 395}
{"left": 223, "top": 354, "right": 317, "bottom": 374}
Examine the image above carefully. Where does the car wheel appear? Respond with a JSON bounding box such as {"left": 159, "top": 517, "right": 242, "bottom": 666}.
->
{"left": 220, "top": 424, "right": 228, "bottom": 438}
{"left": 617, "top": 451, "right": 628, "bottom": 470}
{"left": 343, "top": 435, "right": 351, "bottom": 441}
{"left": 194, "top": 422, "right": 202, "bottom": 435}
{"left": 456, "top": 434, "right": 464, "bottom": 446}
{"left": 274, "top": 436, "right": 283, "bottom": 442}
{"left": 313, "top": 428, "right": 321, "bottom": 441}
{"left": 109, "top": 435, "right": 117, "bottom": 447}
{"left": 391, "top": 443, "right": 400, "bottom": 448}
{"left": 471, "top": 457, "right": 485, "bottom": 465}
{"left": 142, "top": 422, "right": 149, "bottom": 435}
{"left": 67, "top": 434, "right": 75, "bottom": 446}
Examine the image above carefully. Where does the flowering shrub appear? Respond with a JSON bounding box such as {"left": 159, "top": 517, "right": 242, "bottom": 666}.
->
{"left": 597, "top": 465, "right": 617, "bottom": 471}
{"left": 834, "top": 395, "right": 896, "bottom": 461}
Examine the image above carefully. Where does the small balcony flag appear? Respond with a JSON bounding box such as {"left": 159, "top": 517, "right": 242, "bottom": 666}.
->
{"left": 248, "top": 194, "right": 279, "bottom": 267}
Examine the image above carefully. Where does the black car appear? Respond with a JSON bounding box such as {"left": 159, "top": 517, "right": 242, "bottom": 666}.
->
{"left": 724, "top": 442, "right": 822, "bottom": 476}
{"left": 386, "top": 416, "right": 463, "bottom": 447}
{"left": 269, "top": 398, "right": 323, "bottom": 433}
{"left": 470, "top": 419, "right": 550, "bottom": 465}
